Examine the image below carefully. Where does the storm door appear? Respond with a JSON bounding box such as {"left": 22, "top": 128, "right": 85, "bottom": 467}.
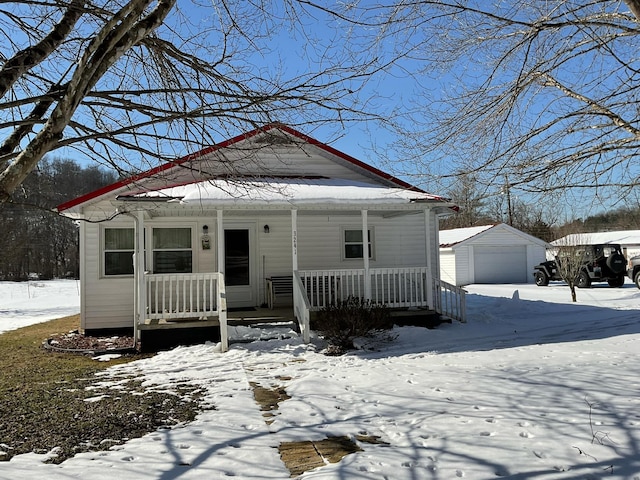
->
{"left": 224, "top": 227, "right": 256, "bottom": 307}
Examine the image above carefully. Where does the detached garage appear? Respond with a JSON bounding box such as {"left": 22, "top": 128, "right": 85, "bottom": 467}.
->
{"left": 439, "top": 224, "right": 550, "bottom": 286}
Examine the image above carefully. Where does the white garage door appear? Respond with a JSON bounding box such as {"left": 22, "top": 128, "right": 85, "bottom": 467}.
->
{"left": 473, "top": 246, "right": 527, "bottom": 283}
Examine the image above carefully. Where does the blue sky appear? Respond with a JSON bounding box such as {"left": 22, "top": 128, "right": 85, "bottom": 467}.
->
{"left": 41, "top": 1, "right": 637, "bottom": 222}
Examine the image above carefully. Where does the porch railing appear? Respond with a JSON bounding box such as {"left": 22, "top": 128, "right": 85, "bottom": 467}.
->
{"left": 298, "top": 267, "right": 432, "bottom": 309}
{"left": 144, "top": 272, "right": 228, "bottom": 351}
{"left": 146, "top": 272, "right": 219, "bottom": 319}
{"left": 432, "top": 277, "right": 467, "bottom": 323}
{"left": 296, "top": 267, "right": 467, "bottom": 323}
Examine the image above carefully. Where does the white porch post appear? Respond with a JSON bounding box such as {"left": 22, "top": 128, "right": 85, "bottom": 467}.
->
{"left": 216, "top": 208, "right": 229, "bottom": 352}
{"left": 135, "top": 211, "right": 146, "bottom": 341}
{"left": 291, "top": 208, "right": 310, "bottom": 343}
{"left": 291, "top": 209, "right": 298, "bottom": 271}
{"left": 362, "top": 209, "right": 371, "bottom": 300}
{"left": 217, "top": 209, "right": 224, "bottom": 274}
{"left": 425, "top": 209, "right": 434, "bottom": 308}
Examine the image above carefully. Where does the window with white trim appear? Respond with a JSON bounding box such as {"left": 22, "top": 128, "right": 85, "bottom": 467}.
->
{"left": 152, "top": 227, "right": 192, "bottom": 273}
{"left": 343, "top": 228, "right": 374, "bottom": 259}
{"left": 104, "top": 228, "right": 134, "bottom": 276}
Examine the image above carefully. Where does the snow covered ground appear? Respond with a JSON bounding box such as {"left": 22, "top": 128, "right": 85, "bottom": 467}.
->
{"left": 0, "top": 279, "right": 80, "bottom": 334}
{"left": 1, "top": 279, "right": 639, "bottom": 479}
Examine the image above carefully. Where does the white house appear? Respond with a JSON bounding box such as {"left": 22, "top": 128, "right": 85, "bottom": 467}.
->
{"left": 439, "top": 223, "right": 549, "bottom": 286}
{"left": 552, "top": 230, "right": 640, "bottom": 260}
{"left": 57, "top": 124, "right": 463, "bottom": 351}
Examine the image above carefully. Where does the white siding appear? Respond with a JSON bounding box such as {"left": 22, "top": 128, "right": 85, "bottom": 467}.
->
{"left": 440, "top": 225, "right": 548, "bottom": 286}
{"left": 80, "top": 208, "right": 436, "bottom": 329}
{"left": 82, "top": 219, "right": 136, "bottom": 331}
{"left": 439, "top": 249, "right": 456, "bottom": 284}
{"left": 527, "top": 244, "right": 547, "bottom": 283}
{"left": 198, "top": 145, "right": 389, "bottom": 186}
{"left": 254, "top": 214, "right": 292, "bottom": 305}
{"left": 455, "top": 246, "right": 474, "bottom": 286}
{"left": 296, "top": 213, "right": 427, "bottom": 271}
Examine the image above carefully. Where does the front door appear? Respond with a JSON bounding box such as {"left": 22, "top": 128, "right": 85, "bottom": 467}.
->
{"left": 224, "top": 226, "right": 256, "bottom": 308}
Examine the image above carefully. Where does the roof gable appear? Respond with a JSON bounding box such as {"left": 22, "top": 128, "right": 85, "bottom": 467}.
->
{"left": 57, "top": 124, "right": 424, "bottom": 212}
{"left": 439, "top": 223, "right": 549, "bottom": 248}
{"left": 439, "top": 224, "right": 495, "bottom": 247}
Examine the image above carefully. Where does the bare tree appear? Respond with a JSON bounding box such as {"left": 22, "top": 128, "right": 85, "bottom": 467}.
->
{"left": 553, "top": 242, "right": 590, "bottom": 303}
{"left": 0, "top": 0, "right": 386, "bottom": 204}
{"left": 357, "top": 1, "right": 640, "bottom": 206}
{"left": 439, "top": 172, "right": 493, "bottom": 229}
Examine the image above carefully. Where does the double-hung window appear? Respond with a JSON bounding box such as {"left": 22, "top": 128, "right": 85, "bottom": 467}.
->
{"left": 104, "top": 228, "right": 135, "bottom": 276}
{"left": 152, "top": 228, "right": 192, "bottom": 273}
{"left": 343, "top": 228, "right": 374, "bottom": 260}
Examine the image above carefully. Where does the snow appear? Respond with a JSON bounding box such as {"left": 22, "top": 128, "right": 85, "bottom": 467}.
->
{"left": 125, "top": 177, "right": 444, "bottom": 205}
{"left": 0, "top": 280, "right": 80, "bottom": 334}
{"left": 1, "top": 279, "right": 640, "bottom": 479}
{"left": 439, "top": 224, "right": 495, "bottom": 247}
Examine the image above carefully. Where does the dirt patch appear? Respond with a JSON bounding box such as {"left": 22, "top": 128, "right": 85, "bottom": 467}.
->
{"left": 279, "top": 436, "right": 363, "bottom": 477}
{"left": 250, "top": 382, "right": 291, "bottom": 425}
{"left": 356, "top": 433, "right": 390, "bottom": 445}
{"left": 45, "top": 330, "right": 136, "bottom": 354}
{"left": 250, "top": 382, "right": 290, "bottom": 411}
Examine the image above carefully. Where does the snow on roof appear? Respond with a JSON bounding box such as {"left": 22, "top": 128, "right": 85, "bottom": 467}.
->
{"left": 552, "top": 230, "right": 640, "bottom": 246}
{"left": 438, "top": 224, "right": 495, "bottom": 247}
{"left": 119, "top": 177, "right": 445, "bottom": 205}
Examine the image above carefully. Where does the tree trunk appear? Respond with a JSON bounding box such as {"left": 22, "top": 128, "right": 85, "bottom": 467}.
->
{"left": 623, "top": 0, "right": 640, "bottom": 21}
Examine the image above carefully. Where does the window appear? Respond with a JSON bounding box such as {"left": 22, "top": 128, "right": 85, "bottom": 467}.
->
{"left": 343, "top": 229, "right": 373, "bottom": 259}
{"left": 153, "top": 228, "right": 192, "bottom": 273}
{"left": 104, "top": 228, "right": 134, "bottom": 276}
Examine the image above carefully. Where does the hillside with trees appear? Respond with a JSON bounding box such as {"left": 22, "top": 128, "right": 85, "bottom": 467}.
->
{"left": 439, "top": 174, "right": 640, "bottom": 243}
{"left": 0, "top": 159, "right": 115, "bottom": 280}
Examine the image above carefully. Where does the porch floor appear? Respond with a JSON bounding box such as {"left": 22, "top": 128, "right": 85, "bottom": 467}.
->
{"left": 138, "top": 306, "right": 442, "bottom": 331}
{"left": 138, "top": 306, "right": 295, "bottom": 331}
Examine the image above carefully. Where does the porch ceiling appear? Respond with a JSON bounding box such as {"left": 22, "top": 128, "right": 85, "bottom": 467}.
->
{"left": 114, "top": 201, "right": 436, "bottom": 218}
{"left": 119, "top": 178, "right": 449, "bottom": 204}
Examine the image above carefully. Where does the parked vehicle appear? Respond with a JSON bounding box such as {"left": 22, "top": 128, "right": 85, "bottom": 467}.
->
{"left": 627, "top": 255, "right": 640, "bottom": 289}
{"left": 533, "top": 244, "right": 626, "bottom": 288}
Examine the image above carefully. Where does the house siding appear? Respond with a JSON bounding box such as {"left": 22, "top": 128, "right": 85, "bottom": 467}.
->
{"left": 80, "top": 209, "right": 434, "bottom": 329}
{"left": 82, "top": 219, "right": 136, "bottom": 331}
{"left": 439, "top": 249, "right": 456, "bottom": 284}
{"left": 296, "top": 213, "right": 427, "bottom": 270}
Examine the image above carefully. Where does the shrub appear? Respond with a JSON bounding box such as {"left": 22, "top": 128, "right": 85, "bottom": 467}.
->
{"left": 315, "top": 296, "right": 392, "bottom": 353}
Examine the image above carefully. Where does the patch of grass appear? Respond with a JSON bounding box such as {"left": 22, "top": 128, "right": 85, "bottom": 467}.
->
{"left": 0, "top": 315, "right": 200, "bottom": 463}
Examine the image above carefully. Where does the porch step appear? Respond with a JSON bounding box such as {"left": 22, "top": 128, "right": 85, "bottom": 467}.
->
{"left": 138, "top": 318, "right": 220, "bottom": 330}
{"left": 227, "top": 307, "right": 295, "bottom": 326}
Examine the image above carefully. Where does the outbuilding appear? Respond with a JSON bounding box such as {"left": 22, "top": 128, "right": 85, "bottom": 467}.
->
{"left": 552, "top": 230, "right": 640, "bottom": 260}
{"left": 439, "top": 223, "right": 550, "bottom": 286}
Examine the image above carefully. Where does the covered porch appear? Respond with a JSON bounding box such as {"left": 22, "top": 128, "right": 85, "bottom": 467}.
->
{"left": 125, "top": 194, "right": 465, "bottom": 352}
{"left": 137, "top": 265, "right": 466, "bottom": 352}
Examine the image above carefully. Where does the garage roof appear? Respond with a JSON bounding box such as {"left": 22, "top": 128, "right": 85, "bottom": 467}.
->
{"left": 440, "top": 223, "right": 550, "bottom": 248}
{"left": 552, "top": 230, "right": 640, "bottom": 246}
